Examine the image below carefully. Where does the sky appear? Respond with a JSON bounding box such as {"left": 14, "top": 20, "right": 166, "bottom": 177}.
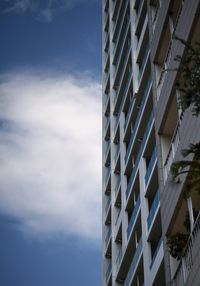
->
{"left": 0, "top": 1, "right": 102, "bottom": 285}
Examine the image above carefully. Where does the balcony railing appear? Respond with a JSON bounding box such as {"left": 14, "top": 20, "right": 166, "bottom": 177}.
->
{"left": 135, "top": 0, "right": 145, "bottom": 23}
{"left": 104, "top": 140, "right": 111, "bottom": 161}
{"left": 104, "top": 50, "right": 109, "bottom": 71}
{"left": 104, "top": 30, "right": 109, "bottom": 49}
{"left": 156, "top": 41, "right": 173, "bottom": 100}
{"left": 113, "top": 0, "right": 129, "bottom": 54}
{"left": 114, "top": 22, "right": 130, "bottom": 82}
{"left": 114, "top": 112, "right": 120, "bottom": 134}
{"left": 104, "top": 92, "right": 110, "bottom": 110}
{"left": 112, "top": 0, "right": 120, "bottom": 20}
{"left": 104, "top": 72, "right": 110, "bottom": 94}
{"left": 104, "top": 115, "right": 110, "bottom": 134}
{"left": 138, "top": 44, "right": 150, "bottom": 82}
{"left": 152, "top": 5, "right": 159, "bottom": 32}
{"left": 114, "top": 144, "right": 120, "bottom": 162}
{"left": 104, "top": 11, "right": 109, "bottom": 32}
{"left": 126, "top": 110, "right": 154, "bottom": 199}
{"left": 105, "top": 196, "right": 111, "bottom": 214}
{"left": 145, "top": 147, "right": 157, "bottom": 185}
{"left": 115, "top": 209, "right": 121, "bottom": 225}
{"left": 106, "top": 260, "right": 112, "bottom": 283}
{"left": 105, "top": 226, "right": 111, "bottom": 248}
{"left": 136, "top": 13, "right": 148, "bottom": 50}
{"left": 113, "top": 13, "right": 130, "bottom": 64}
{"left": 155, "top": 2, "right": 184, "bottom": 88}
{"left": 163, "top": 120, "right": 181, "bottom": 184}
{"left": 172, "top": 213, "right": 200, "bottom": 285}
{"left": 115, "top": 175, "right": 121, "bottom": 196}
{"left": 114, "top": 43, "right": 131, "bottom": 97}
{"left": 116, "top": 247, "right": 123, "bottom": 269}
{"left": 125, "top": 238, "right": 143, "bottom": 286}
{"left": 104, "top": 0, "right": 109, "bottom": 12}
{"left": 125, "top": 76, "right": 152, "bottom": 164}
{"left": 147, "top": 191, "right": 160, "bottom": 230}
{"left": 105, "top": 167, "right": 111, "bottom": 189}
{"left": 156, "top": 69, "right": 165, "bottom": 101}
{"left": 150, "top": 237, "right": 163, "bottom": 269}
{"left": 124, "top": 95, "right": 136, "bottom": 132}
{"left": 113, "top": 65, "right": 132, "bottom": 112}
{"left": 127, "top": 196, "right": 141, "bottom": 238}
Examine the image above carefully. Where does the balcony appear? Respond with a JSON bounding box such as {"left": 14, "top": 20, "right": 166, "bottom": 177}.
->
{"left": 135, "top": 0, "right": 145, "bottom": 23}
{"left": 147, "top": 191, "right": 160, "bottom": 230}
{"left": 125, "top": 238, "right": 143, "bottom": 286}
{"left": 113, "top": 65, "right": 132, "bottom": 116}
{"left": 104, "top": 140, "right": 111, "bottom": 162}
{"left": 124, "top": 77, "right": 152, "bottom": 165}
{"left": 145, "top": 147, "right": 157, "bottom": 186}
{"left": 106, "top": 260, "right": 112, "bottom": 285}
{"left": 104, "top": 31, "right": 109, "bottom": 53}
{"left": 105, "top": 167, "right": 111, "bottom": 194}
{"left": 113, "top": 112, "right": 120, "bottom": 138}
{"left": 115, "top": 219, "right": 122, "bottom": 248}
{"left": 163, "top": 120, "right": 181, "bottom": 184}
{"left": 127, "top": 196, "right": 141, "bottom": 239}
{"left": 172, "top": 213, "right": 200, "bottom": 285}
{"left": 136, "top": 13, "right": 148, "bottom": 52}
{"left": 138, "top": 44, "right": 150, "bottom": 83}
{"left": 104, "top": 94, "right": 110, "bottom": 116}
{"left": 104, "top": 0, "right": 109, "bottom": 12}
{"left": 113, "top": 17, "right": 129, "bottom": 59}
{"left": 135, "top": 0, "right": 147, "bottom": 42}
{"left": 116, "top": 247, "right": 123, "bottom": 272}
{"left": 113, "top": 21, "right": 130, "bottom": 84}
{"left": 105, "top": 196, "right": 111, "bottom": 217}
{"left": 104, "top": 72, "right": 110, "bottom": 95}
{"left": 152, "top": 2, "right": 160, "bottom": 33}
{"left": 104, "top": 115, "right": 110, "bottom": 140}
{"left": 104, "top": 52, "right": 109, "bottom": 73}
{"left": 113, "top": 0, "right": 126, "bottom": 43}
{"left": 155, "top": 24, "right": 176, "bottom": 100}
{"left": 124, "top": 95, "right": 136, "bottom": 133}
{"left": 112, "top": 0, "right": 121, "bottom": 22}
{"left": 156, "top": 41, "right": 173, "bottom": 101}
{"left": 126, "top": 110, "right": 154, "bottom": 200}
{"left": 105, "top": 226, "right": 111, "bottom": 248}
{"left": 115, "top": 175, "right": 121, "bottom": 198}
{"left": 104, "top": 11, "right": 109, "bottom": 32}
{"left": 113, "top": 41, "right": 131, "bottom": 96}
{"left": 114, "top": 144, "right": 120, "bottom": 164}
{"left": 113, "top": 0, "right": 129, "bottom": 53}
{"left": 150, "top": 237, "right": 163, "bottom": 269}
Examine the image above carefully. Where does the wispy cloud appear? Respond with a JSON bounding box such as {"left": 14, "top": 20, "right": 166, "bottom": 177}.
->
{"left": 1, "top": 0, "right": 95, "bottom": 22}
{"left": 0, "top": 69, "right": 102, "bottom": 241}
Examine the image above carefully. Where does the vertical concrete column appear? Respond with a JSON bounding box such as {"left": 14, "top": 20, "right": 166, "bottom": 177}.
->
{"left": 139, "top": 157, "right": 150, "bottom": 286}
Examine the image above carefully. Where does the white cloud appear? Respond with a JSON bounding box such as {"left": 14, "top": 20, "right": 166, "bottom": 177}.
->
{"left": 0, "top": 70, "right": 102, "bottom": 241}
{"left": 1, "top": 0, "right": 96, "bottom": 22}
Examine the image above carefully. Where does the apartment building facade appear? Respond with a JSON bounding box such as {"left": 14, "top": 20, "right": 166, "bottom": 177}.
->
{"left": 102, "top": 0, "right": 200, "bottom": 286}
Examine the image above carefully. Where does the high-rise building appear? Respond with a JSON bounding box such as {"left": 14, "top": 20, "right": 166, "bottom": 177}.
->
{"left": 102, "top": 1, "right": 200, "bottom": 286}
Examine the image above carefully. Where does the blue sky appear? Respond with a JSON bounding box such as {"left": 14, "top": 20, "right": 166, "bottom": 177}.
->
{"left": 0, "top": 1, "right": 102, "bottom": 286}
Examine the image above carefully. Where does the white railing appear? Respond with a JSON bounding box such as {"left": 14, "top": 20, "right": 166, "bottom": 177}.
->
{"left": 106, "top": 260, "right": 112, "bottom": 284}
{"left": 163, "top": 120, "right": 181, "bottom": 184}
{"left": 156, "top": 39, "right": 173, "bottom": 101}
{"left": 156, "top": 1, "right": 184, "bottom": 101}
{"left": 115, "top": 175, "right": 121, "bottom": 196}
{"left": 152, "top": 5, "right": 160, "bottom": 32}
{"left": 165, "top": 41, "right": 173, "bottom": 69}
{"left": 172, "top": 213, "right": 200, "bottom": 285}
{"left": 156, "top": 68, "right": 165, "bottom": 101}
{"left": 116, "top": 247, "right": 123, "bottom": 273}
